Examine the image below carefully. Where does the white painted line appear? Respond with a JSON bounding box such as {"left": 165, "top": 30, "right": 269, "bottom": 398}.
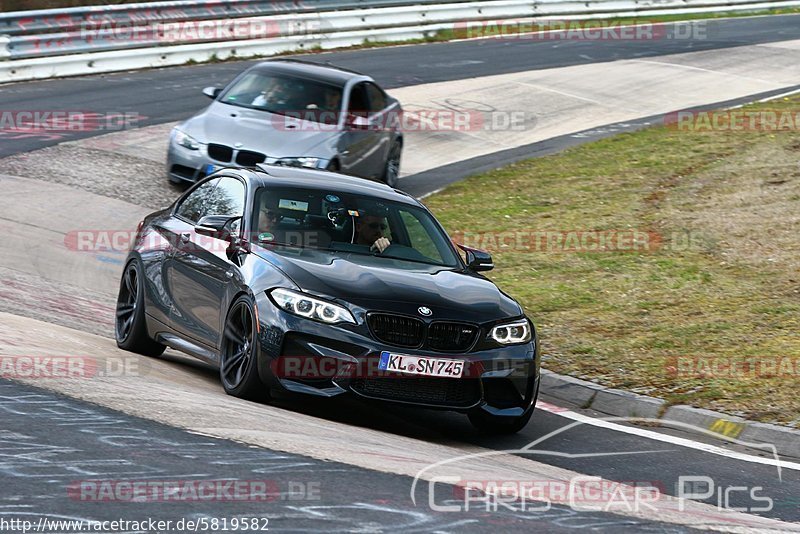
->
{"left": 418, "top": 187, "right": 445, "bottom": 200}
{"left": 756, "top": 87, "right": 800, "bottom": 101}
{"left": 628, "top": 59, "right": 778, "bottom": 85}
{"left": 515, "top": 81, "right": 611, "bottom": 106}
{"left": 537, "top": 401, "right": 800, "bottom": 472}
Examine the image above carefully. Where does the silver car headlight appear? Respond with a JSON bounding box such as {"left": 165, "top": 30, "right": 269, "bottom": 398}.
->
{"left": 491, "top": 319, "right": 532, "bottom": 345}
{"left": 269, "top": 288, "right": 356, "bottom": 325}
{"left": 273, "top": 157, "right": 323, "bottom": 169}
{"left": 173, "top": 129, "right": 200, "bottom": 150}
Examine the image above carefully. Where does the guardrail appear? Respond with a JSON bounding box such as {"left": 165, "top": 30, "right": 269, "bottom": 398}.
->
{"left": 1, "top": 0, "right": 798, "bottom": 82}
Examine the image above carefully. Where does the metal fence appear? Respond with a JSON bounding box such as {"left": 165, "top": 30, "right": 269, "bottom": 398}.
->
{"left": 1, "top": 0, "right": 797, "bottom": 81}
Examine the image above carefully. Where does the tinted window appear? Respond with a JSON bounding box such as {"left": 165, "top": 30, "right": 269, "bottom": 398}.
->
{"left": 252, "top": 186, "right": 460, "bottom": 267}
{"left": 399, "top": 210, "right": 446, "bottom": 264}
{"left": 175, "top": 178, "right": 219, "bottom": 224}
{"left": 206, "top": 177, "right": 246, "bottom": 233}
{"left": 366, "top": 83, "right": 387, "bottom": 112}
{"left": 220, "top": 71, "right": 343, "bottom": 123}
{"left": 348, "top": 83, "right": 369, "bottom": 117}
{"left": 206, "top": 177, "right": 245, "bottom": 217}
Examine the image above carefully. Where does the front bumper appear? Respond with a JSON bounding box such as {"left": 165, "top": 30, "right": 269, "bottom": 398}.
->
{"left": 166, "top": 138, "right": 331, "bottom": 183}
{"left": 254, "top": 292, "right": 540, "bottom": 417}
{"left": 167, "top": 141, "right": 215, "bottom": 183}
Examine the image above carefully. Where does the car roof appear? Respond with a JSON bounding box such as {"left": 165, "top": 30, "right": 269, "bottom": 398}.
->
{"left": 242, "top": 164, "right": 419, "bottom": 205}
{"left": 250, "top": 59, "right": 367, "bottom": 86}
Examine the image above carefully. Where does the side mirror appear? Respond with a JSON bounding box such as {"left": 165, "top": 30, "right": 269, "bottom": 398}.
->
{"left": 346, "top": 113, "right": 370, "bottom": 130}
{"left": 202, "top": 86, "right": 221, "bottom": 99}
{"left": 195, "top": 215, "right": 240, "bottom": 241}
{"left": 457, "top": 243, "right": 494, "bottom": 272}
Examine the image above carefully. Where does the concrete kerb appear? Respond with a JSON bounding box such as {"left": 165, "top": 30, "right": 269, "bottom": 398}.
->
{"left": 540, "top": 368, "right": 800, "bottom": 459}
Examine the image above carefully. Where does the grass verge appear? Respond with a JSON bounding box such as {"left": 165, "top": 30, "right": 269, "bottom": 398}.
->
{"left": 423, "top": 94, "right": 800, "bottom": 426}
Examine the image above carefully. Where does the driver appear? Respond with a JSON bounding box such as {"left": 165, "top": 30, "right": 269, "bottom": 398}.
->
{"left": 257, "top": 204, "right": 280, "bottom": 236}
{"left": 252, "top": 78, "right": 291, "bottom": 108}
{"left": 355, "top": 214, "right": 391, "bottom": 253}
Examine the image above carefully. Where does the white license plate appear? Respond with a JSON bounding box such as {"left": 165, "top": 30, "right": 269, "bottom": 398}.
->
{"left": 205, "top": 163, "right": 220, "bottom": 175}
{"left": 378, "top": 351, "right": 464, "bottom": 378}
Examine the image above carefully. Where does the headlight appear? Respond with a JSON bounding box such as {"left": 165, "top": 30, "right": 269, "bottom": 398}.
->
{"left": 269, "top": 288, "right": 356, "bottom": 325}
{"left": 173, "top": 129, "right": 200, "bottom": 150}
{"left": 491, "top": 319, "right": 531, "bottom": 345}
{"left": 274, "top": 157, "right": 322, "bottom": 169}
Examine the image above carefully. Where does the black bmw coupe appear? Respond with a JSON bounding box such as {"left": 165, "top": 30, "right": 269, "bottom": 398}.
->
{"left": 115, "top": 165, "right": 540, "bottom": 433}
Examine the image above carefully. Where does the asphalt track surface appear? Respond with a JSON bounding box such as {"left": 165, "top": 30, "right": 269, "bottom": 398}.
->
{"left": 2, "top": 14, "right": 800, "bottom": 157}
{"left": 1, "top": 14, "right": 800, "bottom": 532}
{"left": 0, "top": 378, "right": 699, "bottom": 533}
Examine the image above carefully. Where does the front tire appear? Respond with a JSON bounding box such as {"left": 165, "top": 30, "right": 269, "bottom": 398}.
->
{"left": 382, "top": 141, "right": 401, "bottom": 188}
{"left": 115, "top": 260, "right": 166, "bottom": 357}
{"left": 220, "top": 295, "right": 267, "bottom": 400}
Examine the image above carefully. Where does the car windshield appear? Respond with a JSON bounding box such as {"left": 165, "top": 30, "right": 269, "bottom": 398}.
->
{"left": 251, "top": 186, "right": 461, "bottom": 268}
{"left": 220, "top": 71, "right": 343, "bottom": 124}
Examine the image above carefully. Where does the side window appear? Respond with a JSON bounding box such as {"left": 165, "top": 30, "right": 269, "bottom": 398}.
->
{"left": 366, "top": 83, "right": 387, "bottom": 113}
{"left": 399, "top": 210, "right": 444, "bottom": 264}
{"left": 348, "top": 83, "right": 369, "bottom": 118}
{"left": 175, "top": 178, "right": 219, "bottom": 224}
{"left": 205, "top": 177, "right": 246, "bottom": 233}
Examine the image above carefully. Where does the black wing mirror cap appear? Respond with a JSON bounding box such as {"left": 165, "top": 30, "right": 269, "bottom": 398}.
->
{"left": 195, "top": 215, "right": 240, "bottom": 240}
{"left": 456, "top": 243, "right": 494, "bottom": 272}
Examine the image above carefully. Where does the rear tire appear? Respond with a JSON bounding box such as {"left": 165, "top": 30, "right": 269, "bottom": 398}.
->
{"left": 468, "top": 408, "right": 534, "bottom": 434}
{"left": 115, "top": 260, "right": 166, "bottom": 357}
{"left": 220, "top": 295, "right": 268, "bottom": 400}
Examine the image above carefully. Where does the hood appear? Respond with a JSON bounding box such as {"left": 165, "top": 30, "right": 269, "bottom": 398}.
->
{"left": 180, "top": 101, "right": 335, "bottom": 158}
{"left": 253, "top": 246, "right": 523, "bottom": 324}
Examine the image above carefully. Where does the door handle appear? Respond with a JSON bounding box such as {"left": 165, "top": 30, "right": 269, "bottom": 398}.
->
{"left": 225, "top": 270, "right": 234, "bottom": 278}
{"left": 180, "top": 232, "right": 191, "bottom": 243}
